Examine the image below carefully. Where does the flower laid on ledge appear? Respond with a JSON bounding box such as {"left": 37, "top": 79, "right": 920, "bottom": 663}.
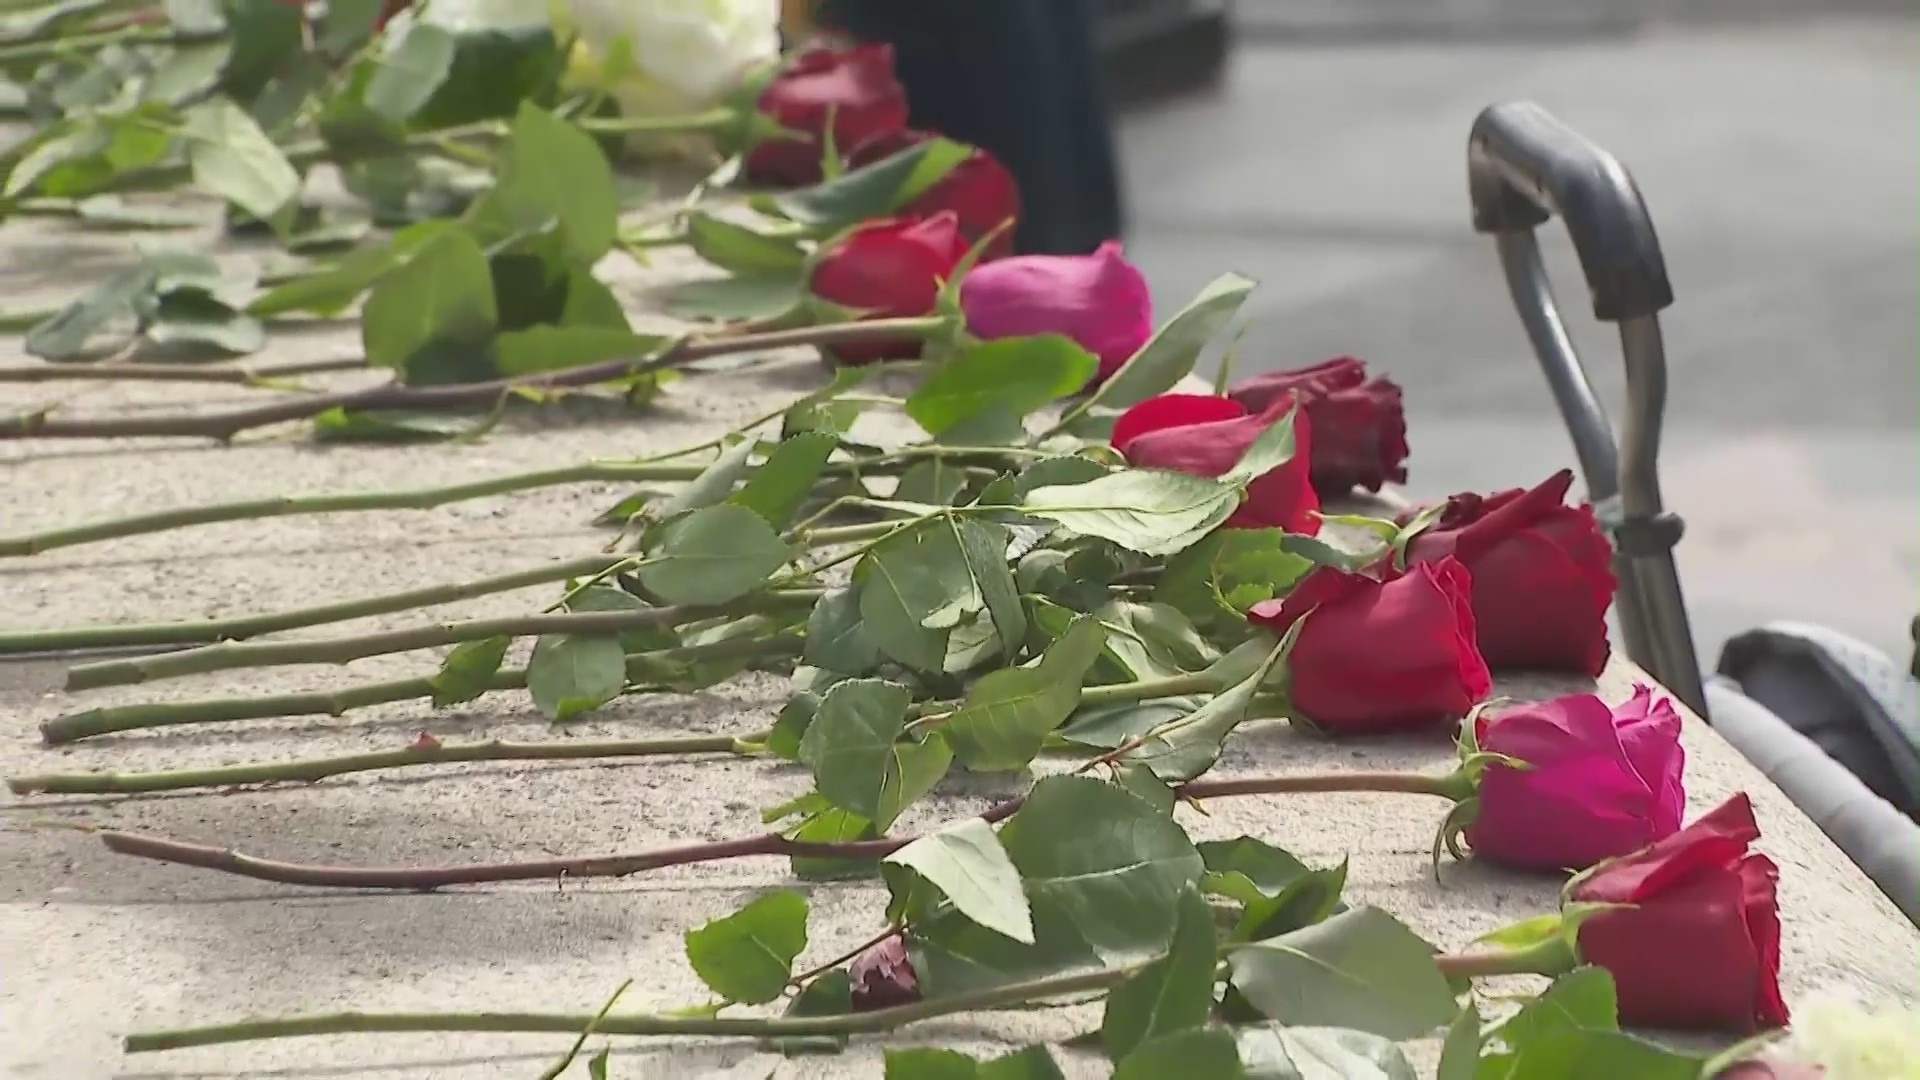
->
{"left": 0, "top": 6, "right": 1833, "bottom": 1078}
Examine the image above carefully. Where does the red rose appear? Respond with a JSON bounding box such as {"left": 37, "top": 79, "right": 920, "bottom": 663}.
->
{"left": 847, "top": 935, "right": 919, "bottom": 1010}
{"left": 1467, "top": 685, "right": 1685, "bottom": 871}
{"left": 1246, "top": 559, "right": 1492, "bottom": 733}
{"left": 848, "top": 129, "right": 1022, "bottom": 261}
{"left": 1401, "top": 469, "right": 1616, "bottom": 675}
{"left": 1228, "top": 357, "right": 1410, "bottom": 496}
{"left": 1109, "top": 393, "right": 1319, "bottom": 534}
{"left": 1569, "top": 792, "right": 1789, "bottom": 1032}
{"left": 744, "top": 43, "right": 909, "bottom": 188}
{"left": 807, "top": 212, "right": 967, "bottom": 364}
{"left": 1716, "top": 1062, "right": 1825, "bottom": 1080}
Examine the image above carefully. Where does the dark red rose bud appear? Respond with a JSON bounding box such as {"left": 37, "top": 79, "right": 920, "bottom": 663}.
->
{"left": 1401, "top": 469, "right": 1617, "bottom": 675}
{"left": 807, "top": 212, "right": 967, "bottom": 364}
{"left": 745, "top": 42, "right": 909, "bottom": 188}
{"left": 1227, "top": 357, "right": 1409, "bottom": 496}
{"left": 847, "top": 129, "right": 1021, "bottom": 261}
{"left": 1109, "top": 392, "right": 1319, "bottom": 534}
{"left": 847, "top": 936, "right": 919, "bottom": 1011}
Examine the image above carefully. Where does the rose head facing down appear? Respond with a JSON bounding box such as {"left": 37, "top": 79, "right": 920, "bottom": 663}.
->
{"left": 847, "top": 935, "right": 919, "bottom": 1011}
{"left": 1246, "top": 559, "right": 1491, "bottom": 734}
{"left": 1401, "top": 468, "right": 1616, "bottom": 676}
{"left": 1227, "top": 357, "right": 1409, "bottom": 496}
{"left": 1467, "top": 685, "right": 1686, "bottom": 871}
{"left": 806, "top": 212, "right": 967, "bottom": 364}
{"left": 848, "top": 129, "right": 1022, "bottom": 262}
{"left": 958, "top": 240, "right": 1152, "bottom": 384}
{"left": 744, "top": 42, "right": 909, "bottom": 187}
{"left": 1569, "top": 792, "right": 1789, "bottom": 1033}
{"left": 1109, "top": 393, "right": 1319, "bottom": 534}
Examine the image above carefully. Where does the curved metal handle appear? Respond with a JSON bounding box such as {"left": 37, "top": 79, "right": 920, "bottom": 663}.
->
{"left": 1465, "top": 100, "right": 1705, "bottom": 717}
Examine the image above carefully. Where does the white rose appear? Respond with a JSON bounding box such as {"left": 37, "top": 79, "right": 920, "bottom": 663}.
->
{"left": 557, "top": 0, "right": 780, "bottom": 118}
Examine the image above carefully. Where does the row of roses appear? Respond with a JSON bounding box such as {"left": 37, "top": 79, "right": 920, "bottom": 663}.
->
{"left": 738, "top": 38, "right": 1788, "bottom": 1039}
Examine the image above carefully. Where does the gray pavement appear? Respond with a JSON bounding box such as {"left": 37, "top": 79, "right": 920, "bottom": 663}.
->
{"left": 1119, "top": 12, "right": 1920, "bottom": 666}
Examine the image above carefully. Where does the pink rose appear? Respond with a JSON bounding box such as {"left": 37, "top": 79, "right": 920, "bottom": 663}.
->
{"left": 958, "top": 240, "right": 1152, "bottom": 382}
{"left": 1467, "top": 685, "right": 1686, "bottom": 870}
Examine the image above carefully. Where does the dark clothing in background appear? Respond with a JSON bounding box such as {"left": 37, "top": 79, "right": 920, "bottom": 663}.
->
{"left": 820, "top": 0, "right": 1125, "bottom": 256}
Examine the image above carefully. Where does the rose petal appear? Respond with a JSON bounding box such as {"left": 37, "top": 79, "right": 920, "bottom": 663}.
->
{"left": 1573, "top": 793, "right": 1762, "bottom": 905}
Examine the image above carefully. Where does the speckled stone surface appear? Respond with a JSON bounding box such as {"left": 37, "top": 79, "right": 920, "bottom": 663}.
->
{"left": 1, "top": 209, "right": 1913, "bottom": 1080}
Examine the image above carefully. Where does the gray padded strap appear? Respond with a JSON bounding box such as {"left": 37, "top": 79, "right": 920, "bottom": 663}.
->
{"left": 1707, "top": 677, "right": 1920, "bottom": 927}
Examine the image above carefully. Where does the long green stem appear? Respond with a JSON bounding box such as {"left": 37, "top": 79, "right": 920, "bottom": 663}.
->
{"left": 9, "top": 731, "right": 766, "bottom": 795}
{"left": 1, "top": 554, "right": 626, "bottom": 655}
{"left": 123, "top": 964, "right": 1138, "bottom": 1053}
{"left": 39, "top": 634, "right": 803, "bottom": 744}
{"left": 0, "top": 465, "right": 703, "bottom": 556}
{"left": 63, "top": 592, "right": 817, "bottom": 690}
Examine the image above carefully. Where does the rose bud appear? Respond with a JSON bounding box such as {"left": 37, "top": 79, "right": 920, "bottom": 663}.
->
{"left": 847, "top": 935, "right": 919, "bottom": 1010}
{"left": 1110, "top": 393, "right": 1319, "bottom": 534}
{"left": 1228, "top": 357, "right": 1409, "bottom": 496}
{"left": 807, "top": 212, "right": 967, "bottom": 365}
{"left": 1401, "top": 468, "right": 1616, "bottom": 675}
{"left": 744, "top": 42, "right": 909, "bottom": 188}
{"left": 957, "top": 240, "right": 1151, "bottom": 383}
{"left": 1569, "top": 792, "right": 1789, "bottom": 1032}
{"left": 1467, "top": 685, "right": 1685, "bottom": 871}
{"left": 1246, "top": 559, "right": 1492, "bottom": 733}
{"left": 847, "top": 129, "right": 1022, "bottom": 262}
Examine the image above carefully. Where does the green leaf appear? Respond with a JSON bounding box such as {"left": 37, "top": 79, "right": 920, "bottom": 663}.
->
{"left": 884, "top": 1046, "right": 1067, "bottom": 1080}
{"left": 1487, "top": 965, "right": 1617, "bottom": 1049}
{"left": 1022, "top": 469, "right": 1240, "bottom": 557}
{"left": 1494, "top": 1028, "right": 1705, "bottom": 1080}
{"left": 360, "top": 227, "right": 498, "bottom": 379}
{"left": 953, "top": 518, "right": 1026, "bottom": 660}
{"left": 1226, "top": 907, "right": 1457, "bottom": 1040}
{"left": 906, "top": 336, "right": 1099, "bottom": 436}
{"left": 882, "top": 818, "right": 1033, "bottom": 944}
{"left": 310, "top": 407, "right": 496, "bottom": 443}
{"left": 1114, "top": 1028, "right": 1244, "bottom": 1080}
{"left": 802, "top": 589, "right": 881, "bottom": 676}
{"left": 1198, "top": 837, "right": 1349, "bottom": 943}
{"left": 526, "top": 633, "right": 626, "bottom": 721}
{"left": 1101, "top": 886, "right": 1218, "bottom": 1060}
{"left": 1236, "top": 1025, "right": 1417, "bottom": 1080}
{"left": 182, "top": 97, "right": 301, "bottom": 225}
{"left": 637, "top": 504, "right": 791, "bottom": 607}
{"left": 1121, "top": 635, "right": 1287, "bottom": 782}
{"left": 768, "top": 137, "right": 971, "bottom": 227}
{"left": 1088, "top": 273, "right": 1256, "bottom": 410}
{"left": 853, "top": 519, "right": 980, "bottom": 672}
{"left": 1155, "top": 529, "right": 1315, "bottom": 637}
{"left": 429, "top": 635, "right": 510, "bottom": 706}
{"left": 71, "top": 195, "right": 203, "bottom": 230}
{"left": 686, "top": 211, "right": 807, "bottom": 276}
{"left": 1095, "top": 602, "right": 1218, "bottom": 682}
{"left": 363, "top": 23, "right": 455, "bottom": 121}
{"left": 24, "top": 266, "right": 147, "bottom": 360}
{"left": 943, "top": 614, "right": 1105, "bottom": 771}
{"left": 1222, "top": 404, "right": 1298, "bottom": 487}
{"left": 730, "top": 432, "right": 838, "bottom": 529}
{"left": 682, "top": 890, "right": 808, "bottom": 1005}
{"left": 144, "top": 290, "right": 265, "bottom": 355}
{"left": 656, "top": 274, "right": 801, "bottom": 322}
{"left": 1002, "top": 775, "right": 1204, "bottom": 962}
{"left": 796, "top": 679, "right": 950, "bottom": 830}
{"left": 493, "top": 326, "right": 666, "bottom": 377}
{"left": 761, "top": 968, "right": 853, "bottom": 1055}
{"left": 894, "top": 459, "right": 970, "bottom": 506}
{"left": 1058, "top": 697, "right": 1206, "bottom": 750}
{"left": 653, "top": 437, "right": 756, "bottom": 519}
{"left": 470, "top": 101, "right": 616, "bottom": 265}
{"left": 1436, "top": 1002, "right": 1482, "bottom": 1080}
{"left": 787, "top": 804, "right": 881, "bottom": 881}
{"left": 249, "top": 219, "right": 456, "bottom": 318}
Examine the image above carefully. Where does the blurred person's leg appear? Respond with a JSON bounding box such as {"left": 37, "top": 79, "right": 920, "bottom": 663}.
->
{"left": 820, "top": 0, "right": 1124, "bottom": 255}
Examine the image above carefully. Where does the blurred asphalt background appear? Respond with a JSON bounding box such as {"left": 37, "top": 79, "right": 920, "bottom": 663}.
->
{"left": 1115, "top": 1, "right": 1920, "bottom": 668}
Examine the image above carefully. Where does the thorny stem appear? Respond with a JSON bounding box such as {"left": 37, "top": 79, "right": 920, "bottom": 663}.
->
{"left": 121, "top": 964, "right": 1140, "bottom": 1053}
{"left": 9, "top": 731, "right": 767, "bottom": 796}
{"left": 88, "top": 770, "right": 1460, "bottom": 890}
{"left": 0, "top": 445, "right": 1028, "bottom": 557}
{"left": 62, "top": 591, "right": 820, "bottom": 690}
{"left": 0, "top": 318, "right": 951, "bottom": 441}
{"left": 121, "top": 936, "right": 1570, "bottom": 1053}
{"left": 0, "top": 554, "right": 629, "bottom": 654}
{"left": 0, "top": 355, "right": 367, "bottom": 385}
{"left": 37, "top": 634, "right": 802, "bottom": 744}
